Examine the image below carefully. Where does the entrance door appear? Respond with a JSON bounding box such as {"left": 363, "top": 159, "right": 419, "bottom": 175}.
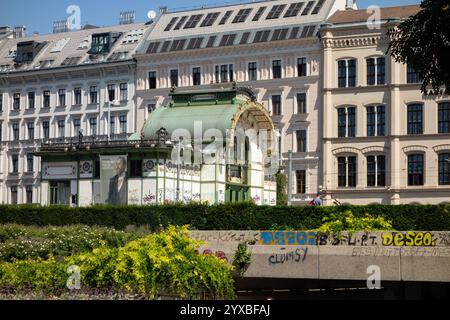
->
{"left": 226, "top": 186, "right": 249, "bottom": 203}
{"left": 49, "top": 181, "right": 71, "bottom": 205}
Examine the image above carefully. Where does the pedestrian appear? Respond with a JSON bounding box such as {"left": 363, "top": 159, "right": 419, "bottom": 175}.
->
{"left": 313, "top": 193, "right": 323, "bottom": 206}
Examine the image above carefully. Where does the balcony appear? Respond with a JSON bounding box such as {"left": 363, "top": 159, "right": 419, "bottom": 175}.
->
{"left": 227, "top": 164, "right": 248, "bottom": 185}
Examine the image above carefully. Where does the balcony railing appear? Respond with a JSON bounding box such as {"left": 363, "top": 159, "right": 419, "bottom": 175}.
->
{"left": 227, "top": 164, "right": 247, "bottom": 184}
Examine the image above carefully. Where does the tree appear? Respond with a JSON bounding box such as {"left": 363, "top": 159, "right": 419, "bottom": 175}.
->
{"left": 276, "top": 172, "right": 287, "bottom": 205}
{"left": 388, "top": 0, "right": 450, "bottom": 94}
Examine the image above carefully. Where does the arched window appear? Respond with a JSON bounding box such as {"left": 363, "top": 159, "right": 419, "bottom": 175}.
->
{"left": 408, "top": 153, "right": 424, "bottom": 186}
{"left": 438, "top": 153, "right": 450, "bottom": 185}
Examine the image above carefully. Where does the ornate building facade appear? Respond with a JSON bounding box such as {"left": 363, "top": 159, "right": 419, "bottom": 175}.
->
{"left": 320, "top": 5, "right": 450, "bottom": 205}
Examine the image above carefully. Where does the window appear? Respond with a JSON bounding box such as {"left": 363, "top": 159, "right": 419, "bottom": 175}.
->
{"left": 27, "top": 122, "right": 34, "bottom": 140}
{"left": 216, "top": 64, "right": 233, "bottom": 83}
{"left": 164, "top": 17, "right": 178, "bottom": 31}
{"left": 240, "top": 32, "right": 250, "bottom": 44}
{"left": 301, "top": 1, "right": 315, "bottom": 15}
{"left": 11, "top": 154, "right": 19, "bottom": 173}
{"left": 43, "top": 90, "right": 50, "bottom": 108}
{"left": 42, "top": 121, "right": 49, "bottom": 139}
{"left": 438, "top": 102, "right": 450, "bottom": 133}
{"left": 284, "top": 2, "right": 304, "bottom": 17}
{"left": 297, "top": 57, "right": 307, "bottom": 77}
{"left": 13, "top": 93, "right": 20, "bottom": 110}
{"left": 337, "top": 107, "right": 356, "bottom": 138}
{"left": 12, "top": 123, "right": 20, "bottom": 140}
{"left": 338, "top": 59, "right": 357, "bottom": 88}
{"left": 119, "top": 83, "right": 128, "bottom": 101}
{"left": 73, "top": 119, "right": 80, "bottom": 136}
{"left": 27, "top": 153, "right": 34, "bottom": 172}
{"left": 110, "top": 116, "right": 115, "bottom": 134}
{"left": 107, "top": 84, "right": 116, "bottom": 101}
{"left": 10, "top": 186, "right": 18, "bottom": 204}
{"left": 267, "top": 4, "right": 286, "bottom": 19}
{"left": 253, "top": 30, "right": 271, "bottom": 43}
{"left": 192, "top": 67, "right": 201, "bottom": 86}
{"left": 272, "top": 60, "right": 282, "bottom": 79}
{"left": 367, "top": 57, "right": 385, "bottom": 85}
{"left": 271, "top": 95, "right": 281, "bottom": 115}
{"left": 248, "top": 62, "right": 257, "bottom": 81}
{"left": 438, "top": 153, "right": 450, "bottom": 185}
{"left": 408, "top": 154, "right": 424, "bottom": 186}
{"left": 206, "top": 36, "right": 216, "bottom": 48}
{"left": 297, "top": 93, "right": 307, "bottom": 114}
{"left": 407, "top": 104, "right": 423, "bottom": 134}
{"left": 296, "top": 130, "right": 307, "bottom": 152}
{"left": 367, "top": 155, "right": 386, "bottom": 187}
{"left": 367, "top": 105, "right": 385, "bottom": 136}
{"left": 89, "top": 118, "right": 97, "bottom": 136}
{"left": 149, "top": 72, "right": 157, "bottom": 89}
{"left": 26, "top": 186, "right": 33, "bottom": 204}
{"left": 253, "top": 7, "right": 266, "bottom": 21}
{"left": 184, "top": 14, "right": 203, "bottom": 29}
{"left": 219, "top": 11, "right": 233, "bottom": 25}
{"left": 28, "top": 92, "right": 35, "bottom": 109}
{"left": 338, "top": 156, "right": 357, "bottom": 187}
{"left": 74, "top": 87, "right": 82, "bottom": 105}
{"left": 90, "top": 86, "right": 98, "bottom": 104}
{"left": 219, "top": 34, "right": 236, "bottom": 46}
{"left": 201, "top": 12, "right": 220, "bottom": 27}
{"left": 119, "top": 115, "right": 127, "bottom": 133}
{"left": 130, "top": 159, "right": 143, "bottom": 177}
{"left": 407, "top": 64, "right": 422, "bottom": 84}
{"left": 58, "top": 120, "right": 65, "bottom": 137}
{"left": 90, "top": 33, "right": 112, "bottom": 54}
{"left": 296, "top": 170, "right": 306, "bottom": 194}
{"left": 170, "top": 69, "right": 179, "bottom": 87}
{"left": 233, "top": 8, "right": 252, "bottom": 23}
{"left": 58, "top": 89, "right": 66, "bottom": 106}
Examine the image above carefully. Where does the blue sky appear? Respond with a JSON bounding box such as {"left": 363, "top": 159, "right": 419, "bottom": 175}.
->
{"left": 0, "top": 0, "right": 421, "bottom": 36}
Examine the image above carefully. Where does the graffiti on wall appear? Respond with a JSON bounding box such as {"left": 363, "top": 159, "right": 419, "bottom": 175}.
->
{"left": 259, "top": 231, "right": 316, "bottom": 246}
{"left": 268, "top": 247, "right": 308, "bottom": 265}
{"left": 381, "top": 232, "right": 436, "bottom": 247}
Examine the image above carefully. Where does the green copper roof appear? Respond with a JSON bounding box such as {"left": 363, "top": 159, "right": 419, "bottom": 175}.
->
{"left": 141, "top": 103, "right": 240, "bottom": 140}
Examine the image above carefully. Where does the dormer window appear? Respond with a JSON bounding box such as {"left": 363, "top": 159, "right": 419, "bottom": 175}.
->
{"left": 14, "top": 41, "right": 36, "bottom": 63}
{"left": 89, "top": 32, "right": 121, "bottom": 55}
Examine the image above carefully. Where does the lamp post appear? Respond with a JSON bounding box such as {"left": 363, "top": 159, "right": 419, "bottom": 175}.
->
{"left": 287, "top": 150, "right": 292, "bottom": 206}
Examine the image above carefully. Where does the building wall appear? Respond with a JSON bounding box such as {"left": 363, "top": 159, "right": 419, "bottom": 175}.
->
{"left": 321, "top": 23, "right": 450, "bottom": 205}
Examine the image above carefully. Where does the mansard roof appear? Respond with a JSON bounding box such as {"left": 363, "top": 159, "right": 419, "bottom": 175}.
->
{"left": 0, "top": 22, "right": 152, "bottom": 75}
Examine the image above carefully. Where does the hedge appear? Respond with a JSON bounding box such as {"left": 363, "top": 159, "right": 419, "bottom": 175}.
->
{"left": 0, "top": 203, "right": 449, "bottom": 231}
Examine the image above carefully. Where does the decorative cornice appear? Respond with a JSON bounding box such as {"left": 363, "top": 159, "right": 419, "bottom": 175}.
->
{"left": 433, "top": 144, "right": 450, "bottom": 153}
{"left": 402, "top": 145, "right": 428, "bottom": 154}
{"left": 332, "top": 146, "right": 360, "bottom": 155}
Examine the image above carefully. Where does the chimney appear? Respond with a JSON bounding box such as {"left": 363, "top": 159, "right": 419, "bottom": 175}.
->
{"left": 346, "top": 0, "right": 355, "bottom": 10}
{"left": 159, "top": 7, "right": 168, "bottom": 15}
{"left": 120, "top": 11, "right": 135, "bottom": 25}
{"left": 13, "top": 26, "right": 26, "bottom": 39}
{"left": 53, "top": 20, "right": 69, "bottom": 34}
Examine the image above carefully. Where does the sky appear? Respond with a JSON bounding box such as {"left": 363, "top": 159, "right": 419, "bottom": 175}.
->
{"left": 0, "top": 0, "right": 421, "bottom": 36}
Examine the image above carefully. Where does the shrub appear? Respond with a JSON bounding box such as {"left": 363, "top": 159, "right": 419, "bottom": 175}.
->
{"left": 0, "top": 226, "right": 236, "bottom": 300}
{"left": 0, "top": 225, "right": 141, "bottom": 262}
{"left": 0, "top": 203, "right": 448, "bottom": 231}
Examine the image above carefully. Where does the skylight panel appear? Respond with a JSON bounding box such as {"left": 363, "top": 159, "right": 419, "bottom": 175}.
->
{"left": 311, "top": 0, "right": 325, "bottom": 14}
{"left": 6, "top": 47, "right": 17, "bottom": 58}
{"left": 301, "top": 1, "right": 315, "bottom": 16}
{"left": 284, "top": 3, "right": 304, "bottom": 18}
{"left": 219, "top": 11, "right": 233, "bottom": 25}
{"left": 170, "top": 39, "right": 186, "bottom": 51}
{"left": 289, "top": 27, "right": 300, "bottom": 39}
{"left": 266, "top": 4, "right": 286, "bottom": 19}
{"left": 206, "top": 36, "right": 217, "bottom": 48}
{"left": 62, "top": 56, "right": 81, "bottom": 66}
{"left": 253, "top": 30, "right": 271, "bottom": 43}
{"left": 146, "top": 42, "right": 161, "bottom": 53}
{"left": 232, "top": 8, "right": 252, "bottom": 23}
{"left": 240, "top": 32, "right": 250, "bottom": 44}
{"left": 200, "top": 12, "right": 220, "bottom": 27}
{"left": 252, "top": 7, "right": 267, "bottom": 21}
{"left": 77, "top": 36, "right": 91, "bottom": 49}
{"left": 50, "top": 38, "right": 70, "bottom": 53}
{"left": 186, "top": 37, "right": 204, "bottom": 49}
{"left": 219, "top": 34, "right": 236, "bottom": 46}
{"left": 160, "top": 41, "right": 171, "bottom": 52}
{"left": 184, "top": 14, "right": 204, "bottom": 29}
{"left": 271, "top": 28, "right": 289, "bottom": 41}
{"left": 174, "top": 16, "right": 188, "bottom": 30}
{"left": 164, "top": 17, "right": 179, "bottom": 31}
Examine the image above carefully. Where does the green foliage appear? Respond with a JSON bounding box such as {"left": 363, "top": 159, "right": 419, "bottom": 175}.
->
{"left": 0, "top": 226, "right": 236, "bottom": 300}
{"left": 388, "top": 0, "right": 450, "bottom": 94}
{"left": 0, "top": 203, "right": 448, "bottom": 231}
{"left": 0, "top": 224, "right": 139, "bottom": 262}
{"left": 276, "top": 173, "right": 287, "bottom": 206}
{"left": 317, "top": 210, "right": 395, "bottom": 234}
{"left": 232, "top": 242, "right": 252, "bottom": 277}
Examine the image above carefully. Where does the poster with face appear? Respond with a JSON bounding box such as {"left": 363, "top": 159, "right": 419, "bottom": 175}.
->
{"left": 100, "top": 155, "right": 128, "bottom": 205}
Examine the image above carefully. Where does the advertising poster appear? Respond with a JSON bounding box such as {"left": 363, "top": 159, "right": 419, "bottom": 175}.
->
{"left": 100, "top": 155, "right": 128, "bottom": 205}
